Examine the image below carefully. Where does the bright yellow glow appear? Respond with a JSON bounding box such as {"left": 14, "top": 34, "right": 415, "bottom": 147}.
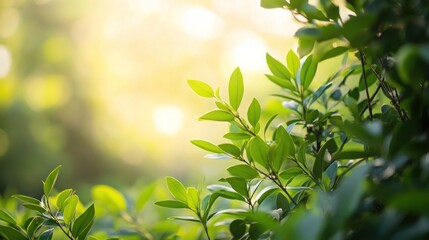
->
{"left": 152, "top": 105, "right": 184, "bottom": 135}
{"left": 0, "top": 45, "right": 11, "bottom": 77}
{"left": 178, "top": 5, "right": 223, "bottom": 39}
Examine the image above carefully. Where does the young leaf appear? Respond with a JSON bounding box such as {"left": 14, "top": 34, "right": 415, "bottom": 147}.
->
{"left": 266, "top": 53, "right": 291, "bottom": 79}
{"left": 187, "top": 80, "right": 214, "bottom": 98}
{"left": 287, "top": 50, "right": 300, "bottom": 77}
{"left": 166, "top": 177, "right": 188, "bottom": 203}
{"left": 247, "top": 98, "right": 261, "bottom": 128}
{"left": 43, "top": 165, "right": 62, "bottom": 196}
{"left": 136, "top": 181, "right": 157, "bottom": 211}
{"left": 92, "top": 185, "right": 127, "bottom": 213}
{"left": 229, "top": 67, "right": 244, "bottom": 110}
{"left": 218, "top": 143, "right": 241, "bottom": 157}
{"left": 154, "top": 200, "right": 189, "bottom": 209}
{"left": 199, "top": 110, "right": 235, "bottom": 122}
{"left": 265, "top": 74, "right": 296, "bottom": 91}
{"left": 248, "top": 136, "right": 269, "bottom": 169}
{"left": 0, "top": 209, "right": 16, "bottom": 225}
{"left": 186, "top": 187, "right": 200, "bottom": 213}
{"left": 223, "top": 132, "right": 252, "bottom": 140}
{"left": 71, "top": 204, "right": 95, "bottom": 240}
{"left": 300, "top": 55, "right": 318, "bottom": 89}
{"left": 63, "top": 194, "right": 79, "bottom": 224}
{"left": 227, "top": 164, "right": 259, "bottom": 179}
{"left": 56, "top": 189, "right": 73, "bottom": 210}
{"left": 191, "top": 140, "right": 223, "bottom": 153}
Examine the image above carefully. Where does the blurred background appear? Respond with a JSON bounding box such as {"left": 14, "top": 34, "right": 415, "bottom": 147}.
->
{"left": 0, "top": 0, "right": 300, "bottom": 198}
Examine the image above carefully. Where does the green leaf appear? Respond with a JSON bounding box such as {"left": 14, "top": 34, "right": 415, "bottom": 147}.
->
{"left": 202, "top": 193, "right": 220, "bottom": 222}
{"left": 313, "top": 139, "right": 335, "bottom": 179}
{"left": 323, "top": 162, "right": 338, "bottom": 189}
{"left": 39, "top": 228, "right": 54, "bottom": 240}
{"left": 332, "top": 150, "right": 373, "bottom": 160}
{"left": 230, "top": 219, "right": 247, "bottom": 239}
{"left": 265, "top": 74, "right": 296, "bottom": 91}
{"left": 191, "top": 140, "right": 223, "bottom": 153}
{"left": 186, "top": 187, "right": 200, "bottom": 213}
{"left": 247, "top": 98, "right": 261, "bottom": 128}
{"left": 256, "top": 186, "right": 279, "bottom": 205}
{"left": 170, "top": 216, "right": 200, "bottom": 223}
{"left": 207, "top": 185, "right": 245, "bottom": 201}
{"left": 229, "top": 67, "right": 244, "bottom": 110}
{"left": 297, "top": 143, "right": 308, "bottom": 165}
{"left": 56, "top": 189, "right": 73, "bottom": 210}
{"left": 218, "top": 143, "right": 241, "bottom": 157}
{"left": 297, "top": 37, "right": 316, "bottom": 58}
{"left": 279, "top": 167, "right": 302, "bottom": 181}
{"left": 13, "top": 195, "right": 41, "bottom": 205}
{"left": 275, "top": 126, "right": 295, "bottom": 156}
{"left": 135, "top": 181, "right": 157, "bottom": 211}
{"left": 92, "top": 185, "right": 127, "bottom": 213}
{"left": 26, "top": 217, "right": 44, "bottom": 238}
{"left": 199, "top": 110, "right": 235, "bottom": 122}
{"left": 261, "top": 0, "right": 288, "bottom": 9}
{"left": 309, "top": 82, "right": 332, "bottom": 106}
{"left": 0, "top": 225, "right": 27, "bottom": 240}
{"left": 264, "top": 114, "right": 278, "bottom": 137}
{"left": 287, "top": 50, "right": 300, "bottom": 77}
{"left": 223, "top": 132, "right": 252, "bottom": 140}
{"left": 225, "top": 177, "right": 248, "bottom": 197}
{"left": 0, "top": 210, "right": 16, "bottom": 225}
{"left": 22, "top": 203, "right": 46, "bottom": 213}
{"left": 155, "top": 200, "right": 189, "bottom": 209}
{"left": 318, "top": 47, "right": 348, "bottom": 62}
{"left": 300, "top": 55, "right": 318, "bottom": 90}
{"left": 166, "top": 177, "right": 188, "bottom": 203}
{"left": 227, "top": 164, "right": 259, "bottom": 179}
{"left": 248, "top": 136, "right": 269, "bottom": 169}
{"left": 71, "top": 204, "right": 95, "bottom": 240}
{"left": 187, "top": 80, "right": 214, "bottom": 98}
{"left": 266, "top": 53, "right": 292, "bottom": 79}
{"left": 43, "top": 165, "right": 62, "bottom": 196}
{"left": 63, "top": 194, "right": 79, "bottom": 224}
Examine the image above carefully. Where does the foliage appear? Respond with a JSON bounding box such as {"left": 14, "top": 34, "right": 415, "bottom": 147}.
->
{"left": 2, "top": 0, "right": 429, "bottom": 239}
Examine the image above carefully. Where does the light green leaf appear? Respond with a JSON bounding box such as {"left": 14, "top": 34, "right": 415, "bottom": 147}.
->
{"left": 135, "top": 181, "right": 157, "bottom": 211}
{"left": 287, "top": 50, "right": 300, "bottom": 77}
{"left": 186, "top": 187, "right": 200, "bottom": 212}
{"left": 166, "top": 177, "right": 188, "bottom": 203}
{"left": 43, "top": 165, "right": 62, "bottom": 196}
{"left": 265, "top": 74, "right": 296, "bottom": 91}
{"left": 56, "top": 189, "right": 73, "bottom": 210}
{"left": 225, "top": 177, "right": 248, "bottom": 197}
{"left": 227, "top": 164, "right": 259, "bottom": 179}
{"left": 261, "top": 0, "right": 288, "bottom": 8}
{"left": 187, "top": 80, "right": 214, "bottom": 98}
{"left": 332, "top": 150, "right": 373, "bottom": 160}
{"left": 266, "top": 53, "right": 291, "bottom": 79}
{"left": 71, "top": 204, "right": 95, "bottom": 240}
{"left": 92, "top": 185, "right": 127, "bottom": 213}
{"left": 170, "top": 216, "right": 200, "bottom": 223}
{"left": 22, "top": 203, "right": 46, "bottom": 213}
{"left": 300, "top": 55, "right": 318, "bottom": 89}
{"left": 0, "top": 210, "right": 16, "bottom": 225}
{"left": 247, "top": 98, "right": 261, "bottom": 128}
{"left": 63, "top": 194, "right": 79, "bottom": 224}
{"left": 229, "top": 67, "right": 244, "bottom": 110}
{"left": 218, "top": 143, "right": 241, "bottom": 157}
{"left": 223, "top": 132, "right": 252, "bottom": 140}
{"left": 279, "top": 167, "right": 302, "bottom": 181}
{"left": 199, "top": 110, "right": 235, "bottom": 122}
{"left": 155, "top": 200, "right": 189, "bottom": 209}
{"left": 248, "top": 136, "right": 269, "bottom": 169}
{"left": 191, "top": 140, "right": 223, "bottom": 153}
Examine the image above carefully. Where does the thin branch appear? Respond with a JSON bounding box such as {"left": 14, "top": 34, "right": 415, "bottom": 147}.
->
{"left": 359, "top": 51, "right": 373, "bottom": 120}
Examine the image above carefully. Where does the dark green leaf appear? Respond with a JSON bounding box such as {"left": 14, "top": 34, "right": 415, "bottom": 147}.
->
{"left": 39, "top": 228, "right": 54, "bottom": 240}
{"left": 225, "top": 177, "right": 248, "bottom": 197}
{"left": 155, "top": 200, "right": 189, "bottom": 209}
{"left": 309, "top": 82, "right": 332, "bottom": 106}
{"left": 264, "top": 114, "right": 278, "bottom": 137}
{"left": 0, "top": 225, "right": 27, "bottom": 240}
{"left": 43, "top": 165, "right": 62, "bottom": 196}
{"left": 279, "top": 167, "right": 302, "bottom": 181}
{"left": 230, "top": 219, "right": 246, "bottom": 239}
{"left": 323, "top": 161, "right": 338, "bottom": 189}
{"left": 261, "top": 0, "right": 288, "bottom": 8}
{"left": 319, "top": 47, "right": 348, "bottom": 62}
{"left": 313, "top": 139, "right": 335, "bottom": 179}
{"left": 202, "top": 193, "right": 220, "bottom": 222}
{"left": 166, "top": 177, "right": 188, "bottom": 203}
{"left": 71, "top": 204, "right": 95, "bottom": 240}
{"left": 13, "top": 195, "right": 40, "bottom": 205}
{"left": 199, "top": 110, "right": 234, "bottom": 122}
{"left": 229, "top": 67, "right": 244, "bottom": 110}
{"left": 191, "top": 140, "right": 223, "bottom": 153}
{"left": 256, "top": 186, "right": 279, "bottom": 205}
{"left": 26, "top": 217, "right": 44, "bottom": 238}
{"left": 187, "top": 80, "right": 214, "bottom": 98}
{"left": 227, "top": 164, "right": 259, "bottom": 179}
{"left": 170, "top": 216, "right": 200, "bottom": 223}
{"left": 298, "top": 37, "right": 316, "bottom": 58}
{"left": 247, "top": 98, "right": 261, "bottom": 128}
{"left": 207, "top": 185, "right": 245, "bottom": 201}
{"left": 332, "top": 150, "right": 373, "bottom": 160}
{"left": 23, "top": 203, "right": 46, "bottom": 213}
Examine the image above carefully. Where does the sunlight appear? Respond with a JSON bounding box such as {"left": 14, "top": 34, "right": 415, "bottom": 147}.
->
{"left": 152, "top": 105, "right": 184, "bottom": 135}
{"left": 178, "top": 4, "right": 223, "bottom": 39}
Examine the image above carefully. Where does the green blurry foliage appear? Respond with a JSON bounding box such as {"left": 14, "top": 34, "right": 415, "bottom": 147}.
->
{"left": 2, "top": 0, "right": 429, "bottom": 239}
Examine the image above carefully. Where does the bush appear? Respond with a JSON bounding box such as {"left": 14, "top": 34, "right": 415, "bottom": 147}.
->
{"left": 1, "top": 0, "right": 429, "bottom": 239}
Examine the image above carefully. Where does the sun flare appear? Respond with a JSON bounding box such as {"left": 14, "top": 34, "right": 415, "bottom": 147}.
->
{"left": 152, "top": 105, "right": 184, "bottom": 135}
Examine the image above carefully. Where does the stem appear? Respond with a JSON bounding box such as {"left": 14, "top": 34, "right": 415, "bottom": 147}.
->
{"left": 45, "top": 195, "right": 75, "bottom": 240}
{"left": 359, "top": 51, "right": 373, "bottom": 120}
